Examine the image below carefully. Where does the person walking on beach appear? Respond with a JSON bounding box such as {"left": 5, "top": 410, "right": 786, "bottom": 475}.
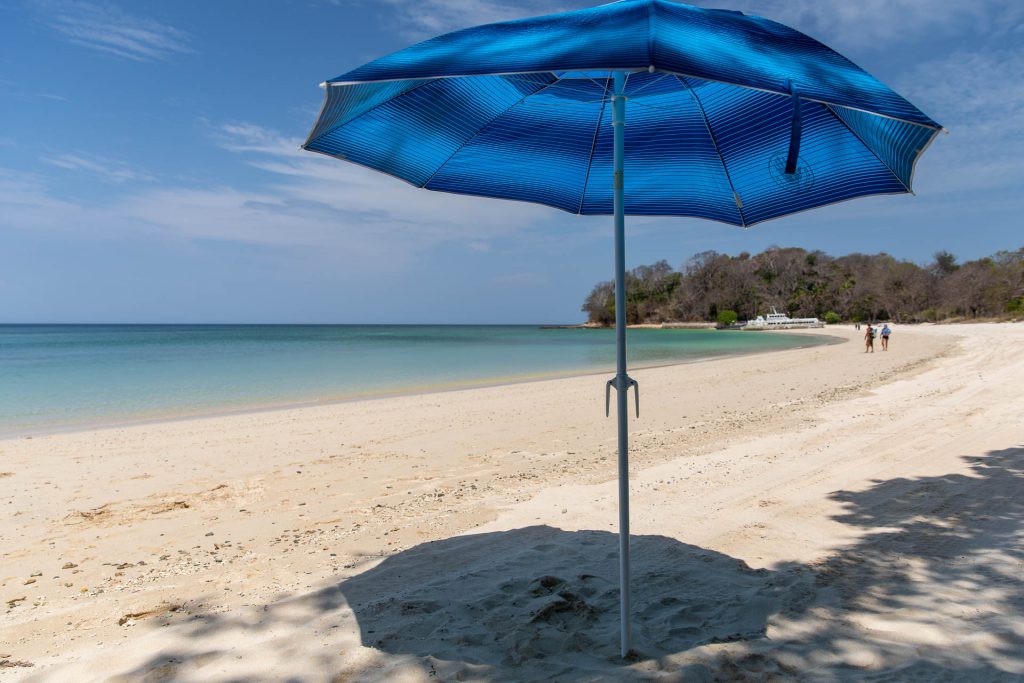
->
{"left": 880, "top": 324, "right": 891, "bottom": 351}
{"left": 864, "top": 324, "right": 875, "bottom": 353}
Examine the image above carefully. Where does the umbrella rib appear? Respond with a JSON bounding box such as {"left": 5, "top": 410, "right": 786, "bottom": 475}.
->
{"left": 577, "top": 73, "right": 612, "bottom": 215}
{"left": 327, "top": 70, "right": 940, "bottom": 131}
{"left": 304, "top": 77, "right": 442, "bottom": 148}
{"left": 659, "top": 68, "right": 942, "bottom": 132}
{"left": 519, "top": 100, "right": 608, "bottom": 107}
{"left": 622, "top": 73, "right": 670, "bottom": 99}
{"left": 904, "top": 124, "right": 943, "bottom": 195}
{"left": 822, "top": 104, "right": 913, "bottom": 195}
{"left": 561, "top": 72, "right": 611, "bottom": 91}
{"left": 418, "top": 74, "right": 563, "bottom": 189}
{"left": 674, "top": 75, "right": 748, "bottom": 227}
{"left": 307, "top": 73, "right": 559, "bottom": 153}
{"left": 626, "top": 98, "right": 697, "bottom": 112}
{"left": 303, "top": 81, "right": 340, "bottom": 148}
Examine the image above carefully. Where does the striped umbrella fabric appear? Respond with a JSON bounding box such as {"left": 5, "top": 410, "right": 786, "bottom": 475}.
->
{"left": 304, "top": 0, "right": 941, "bottom": 227}
{"left": 302, "top": 0, "right": 941, "bottom": 659}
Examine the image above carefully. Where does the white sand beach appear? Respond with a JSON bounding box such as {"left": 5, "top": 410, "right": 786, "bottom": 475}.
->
{"left": 2, "top": 323, "right": 1023, "bottom": 681}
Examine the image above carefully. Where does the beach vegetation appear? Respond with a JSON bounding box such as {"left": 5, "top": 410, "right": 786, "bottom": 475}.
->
{"left": 823, "top": 311, "right": 841, "bottom": 324}
{"left": 583, "top": 281, "right": 616, "bottom": 326}
{"left": 582, "top": 246, "right": 1024, "bottom": 325}
{"left": 717, "top": 309, "right": 739, "bottom": 326}
{"left": 931, "top": 250, "right": 959, "bottom": 276}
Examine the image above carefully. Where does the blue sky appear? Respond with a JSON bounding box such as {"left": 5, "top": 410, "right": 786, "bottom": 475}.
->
{"left": 1, "top": 0, "right": 1021, "bottom": 323}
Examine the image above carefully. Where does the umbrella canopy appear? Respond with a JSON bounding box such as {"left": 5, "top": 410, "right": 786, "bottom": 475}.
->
{"left": 303, "top": 0, "right": 940, "bottom": 659}
{"left": 304, "top": 0, "right": 941, "bottom": 226}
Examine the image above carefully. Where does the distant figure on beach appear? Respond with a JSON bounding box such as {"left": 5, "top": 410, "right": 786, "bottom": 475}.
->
{"left": 864, "top": 324, "right": 875, "bottom": 353}
{"left": 880, "top": 324, "right": 891, "bottom": 351}
{"left": 855, "top": 322, "right": 860, "bottom": 330}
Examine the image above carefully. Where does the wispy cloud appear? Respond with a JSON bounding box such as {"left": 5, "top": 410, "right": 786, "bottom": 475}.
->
{"left": 212, "top": 121, "right": 553, "bottom": 244}
{"left": 0, "top": 168, "right": 80, "bottom": 231}
{"left": 897, "top": 47, "right": 1024, "bottom": 196}
{"left": 699, "top": 0, "right": 1024, "bottom": 51}
{"left": 372, "top": 0, "right": 574, "bottom": 38}
{"left": 37, "top": 1, "right": 192, "bottom": 62}
{"left": 43, "top": 152, "right": 154, "bottom": 184}
{"left": 900, "top": 48, "right": 1024, "bottom": 139}
{"left": 1, "top": 119, "right": 559, "bottom": 274}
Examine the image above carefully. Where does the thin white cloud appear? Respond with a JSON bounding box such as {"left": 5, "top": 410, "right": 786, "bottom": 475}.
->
{"left": 693, "top": 0, "right": 1024, "bottom": 51}
{"left": 0, "top": 118, "right": 560, "bottom": 274}
{"left": 373, "top": 0, "right": 574, "bottom": 38}
{"left": 38, "top": 1, "right": 192, "bottom": 62}
{"left": 217, "top": 123, "right": 299, "bottom": 157}
{"left": 900, "top": 49, "right": 1024, "bottom": 138}
{"left": 213, "top": 121, "right": 552, "bottom": 241}
{"left": 0, "top": 169, "right": 80, "bottom": 231}
{"left": 896, "top": 47, "right": 1024, "bottom": 196}
{"left": 0, "top": 166, "right": 391, "bottom": 263}
{"left": 43, "top": 153, "right": 154, "bottom": 184}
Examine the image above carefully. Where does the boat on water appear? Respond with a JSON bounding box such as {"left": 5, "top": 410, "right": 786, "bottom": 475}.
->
{"left": 742, "top": 308, "right": 824, "bottom": 330}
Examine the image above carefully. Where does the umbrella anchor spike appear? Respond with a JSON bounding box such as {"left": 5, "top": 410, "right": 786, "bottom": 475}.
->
{"left": 605, "top": 376, "right": 639, "bottom": 418}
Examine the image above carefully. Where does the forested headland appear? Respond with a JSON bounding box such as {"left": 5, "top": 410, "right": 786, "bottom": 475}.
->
{"left": 581, "top": 247, "right": 1024, "bottom": 326}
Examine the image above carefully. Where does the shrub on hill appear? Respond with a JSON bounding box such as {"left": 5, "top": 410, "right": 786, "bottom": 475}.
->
{"left": 581, "top": 247, "right": 1024, "bottom": 325}
{"left": 716, "top": 310, "right": 738, "bottom": 326}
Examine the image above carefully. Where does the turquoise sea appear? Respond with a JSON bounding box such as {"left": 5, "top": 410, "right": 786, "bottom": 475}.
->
{"left": 0, "top": 325, "right": 831, "bottom": 436}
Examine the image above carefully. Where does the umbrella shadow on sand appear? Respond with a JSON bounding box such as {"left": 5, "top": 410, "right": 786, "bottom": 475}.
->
{"left": 76, "top": 527, "right": 796, "bottom": 683}
{"left": 333, "top": 526, "right": 800, "bottom": 681}
{"left": 331, "top": 446, "right": 1024, "bottom": 681}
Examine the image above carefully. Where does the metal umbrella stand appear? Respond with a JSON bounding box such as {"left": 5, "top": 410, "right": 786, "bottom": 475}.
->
{"left": 608, "top": 70, "right": 638, "bottom": 654}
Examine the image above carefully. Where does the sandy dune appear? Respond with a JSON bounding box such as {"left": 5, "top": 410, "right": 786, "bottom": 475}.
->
{"left": 1, "top": 324, "right": 1022, "bottom": 681}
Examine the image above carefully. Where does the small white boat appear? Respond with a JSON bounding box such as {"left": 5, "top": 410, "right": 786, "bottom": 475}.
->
{"left": 743, "top": 308, "right": 824, "bottom": 330}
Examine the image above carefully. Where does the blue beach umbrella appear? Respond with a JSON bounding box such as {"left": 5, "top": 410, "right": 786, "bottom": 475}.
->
{"left": 303, "top": 0, "right": 941, "bottom": 657}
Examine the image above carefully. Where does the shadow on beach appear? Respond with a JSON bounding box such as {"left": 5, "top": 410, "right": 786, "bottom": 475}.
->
{"left": 334, "top": 526, "right": 788, "bottom": 681}
{"left": 792, "top": 445, "right": 1024, "bottom": 681}
{"left": 41, "top": 446, "right": 1024, "bottom": 682}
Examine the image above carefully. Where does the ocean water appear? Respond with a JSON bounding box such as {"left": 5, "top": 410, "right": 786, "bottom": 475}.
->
{"left": 0, "top": 325, "right": 831, "bottom": 435}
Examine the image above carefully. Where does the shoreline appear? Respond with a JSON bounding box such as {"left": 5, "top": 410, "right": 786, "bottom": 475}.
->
{"left": 5, "top": 324, "right": 1023, "bottom": 680}
{"left": 0, "top": 332, "right": 840, "bottom": 441}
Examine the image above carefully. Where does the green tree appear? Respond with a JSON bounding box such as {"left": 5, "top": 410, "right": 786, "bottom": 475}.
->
{"left": 932, "top": 250, "right": 959, "bottom": 276}
{"left": 716, "top": 309, "right": 738, "bottom": 326}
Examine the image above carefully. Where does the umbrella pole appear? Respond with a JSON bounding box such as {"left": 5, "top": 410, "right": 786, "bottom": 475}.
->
{"left": 611, "top": 70, "right": 633, "bottom": 659}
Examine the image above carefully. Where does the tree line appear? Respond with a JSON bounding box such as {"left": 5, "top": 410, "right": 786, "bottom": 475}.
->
{"left": 581, "top": 247, "right": 1024, "bottom": 325}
